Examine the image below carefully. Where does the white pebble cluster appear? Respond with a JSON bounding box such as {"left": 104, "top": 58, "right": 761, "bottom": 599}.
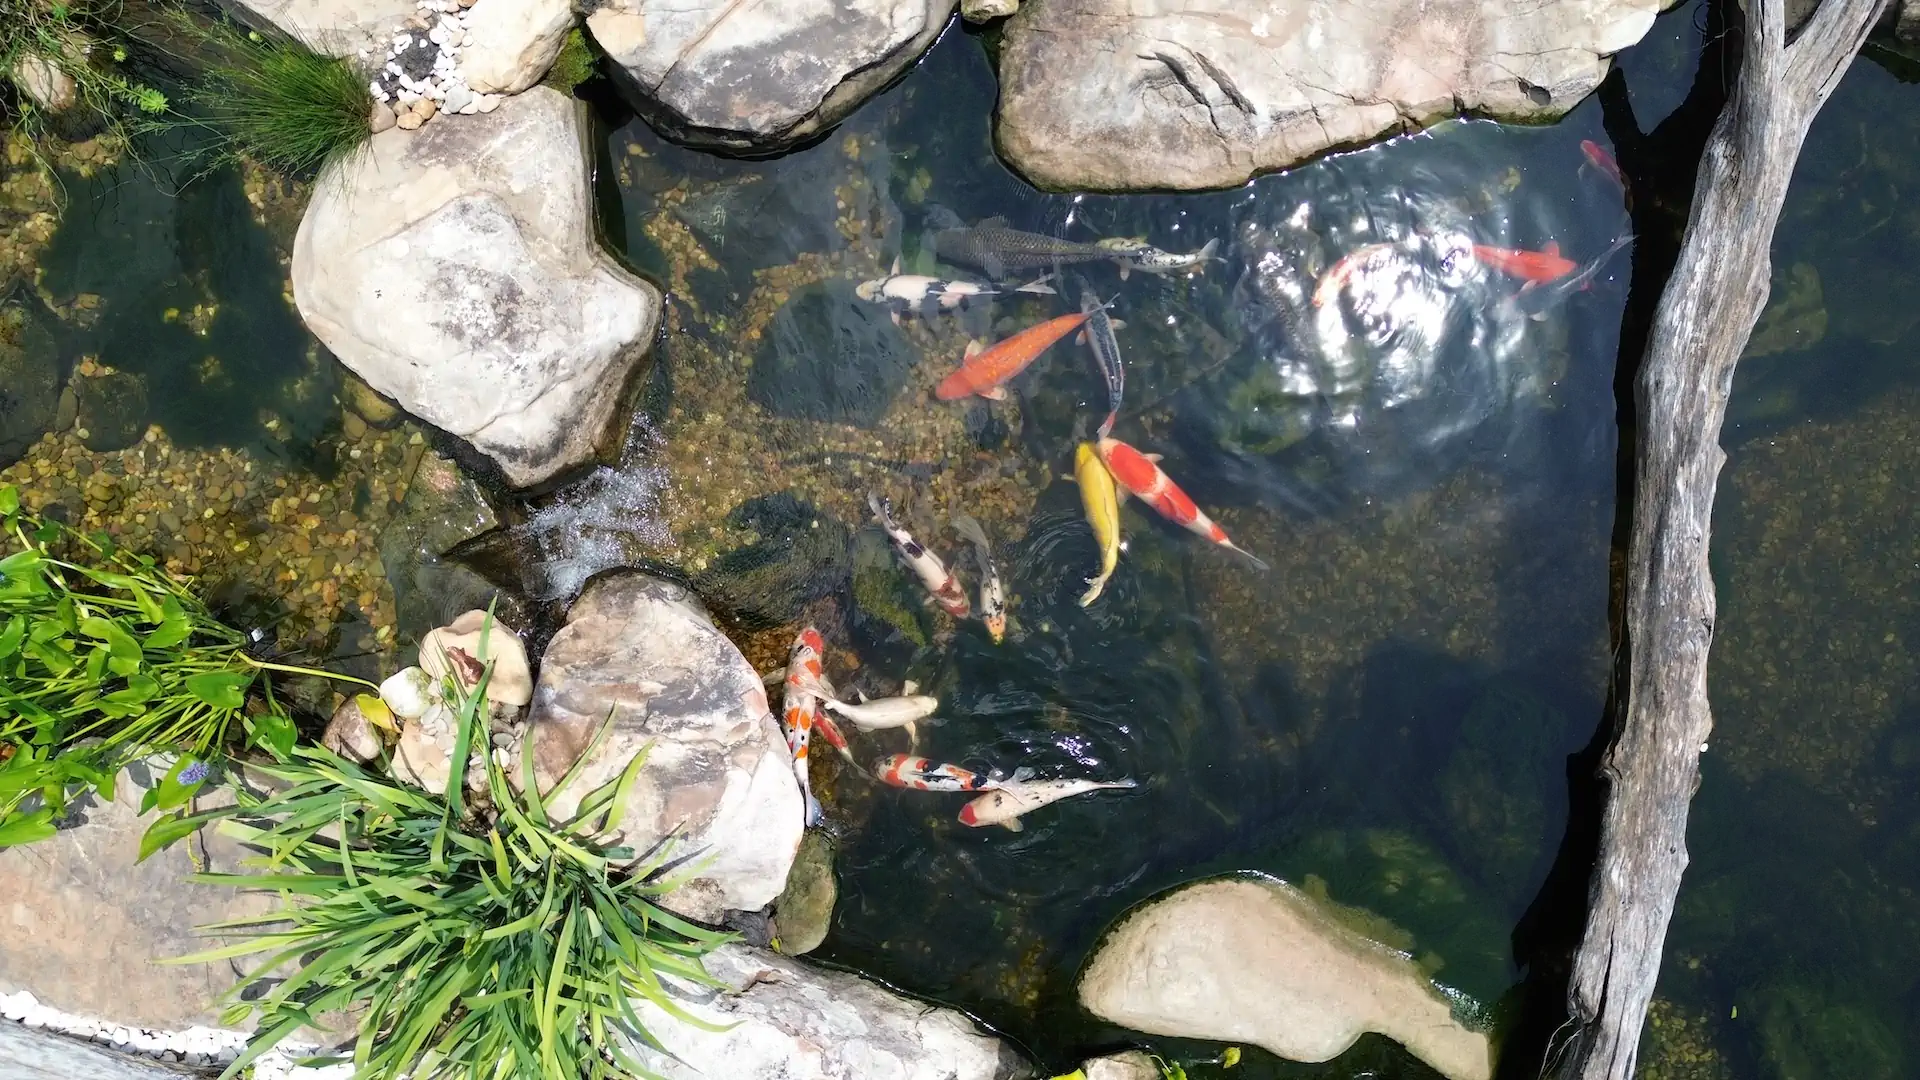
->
{"left": 1, "top": 990, "right": 351, "bottom": 1080}
{"left": 358, "top": 0, "right": 500, "bottom": 128}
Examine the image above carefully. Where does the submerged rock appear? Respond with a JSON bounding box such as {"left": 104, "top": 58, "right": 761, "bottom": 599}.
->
{"left": 1078, "top": 877, "right": 1492, "bottom": 1080}
{"left": 624, "top": 944, "right": 1033, "bottom": 1079}
{"left": 995, "top": 0, "right": 1671, "bottom": 191}
{"left": 73, "top": 370, "right": 149, "bottom": 453}
{"left": 1080, "top": 1052, "right": 1159, "bottom": 1080}
{"left": 772, "top": 830, "right": 837, "bottom": 955}
{"left": 0, "top": 332, "right": 58, "bottom": 469}
{"left": 379, "top": 450, "right": 510, "bottom": 642}
{"left": 749, "top": 280, "right": 918, "bottom": 428}
{"left": 292, "top": 87, "right": 659, "bottom": 487}
{"left": 587, "top": 0, "right": 955, "bottom": 151}
{"left": 693, "top": 492, "right": 854, "bottom": 629}
{"left": 524, "top": 572, "right": 803, "bottom": 920}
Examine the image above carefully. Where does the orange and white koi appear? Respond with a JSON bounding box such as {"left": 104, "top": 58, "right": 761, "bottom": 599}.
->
{"left": 935, "top": 311, "right": 1092, "bottom": 401}
{"left": 781, "top": 628, "right": 828, "bottom": 825}
{"left": 873, "top": 755, "right": 1028, "bottom": 792}
{"left": 869, "top": 492, "right": 970, "bottom": 617}
{"left": 1095, "top": 437, "right": 1269, "bottom": 570}
{"left": 951, "top": 513, "right": 1006, "bottom": 643}
{"left": 1312, "top": 242, "right": 1397, "bottom": 308}
{"left": 958, "top": 776, "right": 1138, "bottom": 831}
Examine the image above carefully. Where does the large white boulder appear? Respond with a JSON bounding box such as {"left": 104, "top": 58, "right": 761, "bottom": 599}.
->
{"left": 1079, "top": 877, "right": 1493, "bottom": 1080}
{"left": 524, "top": 572, "right": 803, "bottom": 920}
{"left": 625, "top": 945, "right": 1033, "bottom": 1080}
{"left": 995, "top": 0, "right": 1674, "bottom": 191}
{"left": 586, "top": 0, "right": 955, "bottom": 150}
{"left": 226, "top": 0, "right": 417, "bottom": 57}
{"left": 461, "top": 0, "right": 574, "bottom": 94}
{"left": 292, "top": 87, "right": 658, "bottom": 487}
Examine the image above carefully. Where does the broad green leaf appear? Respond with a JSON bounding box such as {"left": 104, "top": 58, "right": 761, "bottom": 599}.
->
{"left": 0, "top": 486, "right": 17, "bottom": 516}
{"left": 0, "top": 616, "right": 24, "bottom": 660}
{"left": 0, "top": 549, "right": 44, "bottom": 580}
{"left": 0, "top": 808, "right": 56, "bottom": 848}
{"left": 142, "top": 597, "right": 192, "bottom": 650}
{"left": 78, "top": 616, "right": 141, "bottom": 664}
{"left": 186, "top": 671, "right": 252, "bottom": 709}
{"left": 139, "top": 812, "right": 202, "bottom": 862}
{"left": 248, "top": 711, "right": 296, "bottom": 759}
{"left": 106, "top": 674, "right": 160, "bottom": 706}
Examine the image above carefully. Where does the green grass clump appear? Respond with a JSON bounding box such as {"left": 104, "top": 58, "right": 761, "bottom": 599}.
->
{"left": 542, "top": 27, "right": 596, "bottom": 94}
{"left": 191, "top": 23, "right": 371, "bottom": 177}
{"left": 166, "top": 640, "right": 731, "bottom": 1080}
{"left": 0, "top": 484, "right": 331, "bottom": 848}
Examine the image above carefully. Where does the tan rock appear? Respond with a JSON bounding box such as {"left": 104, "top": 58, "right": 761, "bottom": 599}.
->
{"left": 395, "top": 108, "right": 424, "bottom": 131}
{"left": 10, "top": 55, "right": 78, "bottom": 113}
{"left": 461, "top": 0, "right": 574, "bottom": 94}
{"left": 959, "top": 0, "right": 1017, "bottom": 20}
{"left": 369, "top": 99, "right": 396, "bottom": 134}
{"left": 1081, "top": 1052, "right": 1159, "bottom": 1080}
{"left": 1079, "top": 878, "right": 1492, "bottom": 1080}
{"left": 412, "top": 97, "right": 438, "bottom": 121}
{"left": 419, "top": 608, "right": 533, "bottom": 708}
{"left": 322, "top": 695, "right": 385, "bottom": 762}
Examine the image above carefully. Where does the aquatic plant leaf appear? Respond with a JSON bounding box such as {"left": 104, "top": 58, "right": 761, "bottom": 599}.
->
{"left": 0, "top": 486, "right": 18, "bottom": 517}
{"left": 0, "top": 808, "right": 57, "bottom": 848}
{"left": 142, "top": 597, "right": 193, "bottom": 650}
{"left": 248, "top": 711, "right": 296, "bottom": 759}
{"left": 0, "top": 617, "right": 22, "bottom": 661}
{"left": 139, "top": 811, "right": 202, "bottom": 862}
{"left": 186, "top": 670, "right": 252, "bottom": 709}
{"left": 354, "top": 694, "right": 396, "bottom": 733}
{"left": 0, "top": 549, "right": 45, "bottom": 580}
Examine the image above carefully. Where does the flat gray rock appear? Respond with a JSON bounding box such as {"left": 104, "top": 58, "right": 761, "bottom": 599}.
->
{"left": 525, "top": 572, "right": 803, "bottom": 920}
{"left": 625, "top": 945, "right": 1033, "bottom": 1080}
{"left": 996, "top": 0, "right": 1673, "bottom": 191}
{"left": 225, "top": 0, "right": 417, "bottom": 57}
{"left": 586, "top": 0, "right": 956, "bottom": 150}
{"left": 292, "top": 88, "right": 659, "bottom": 488}
{"left": 0, "top": 773, "right": 273, "bottom": 1030}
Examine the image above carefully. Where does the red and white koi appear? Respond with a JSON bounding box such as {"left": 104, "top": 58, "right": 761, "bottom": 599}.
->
{"left": 958, "top": 776, "right": 1138, "bottom": 831}
{"left": 1095, "top": 437, "right": 1269, "bottom": 570}
{"left": 869, "top": 492, "right": 970, "bottom": 618}
{"left": 951, "top": 513, "right": 1006, "bottom": 643}
{"left": 873, "top": 755, "right": 1028, "bottom": 792}
{"left": 781, "top": 628, "right": 828, "bottom": 826}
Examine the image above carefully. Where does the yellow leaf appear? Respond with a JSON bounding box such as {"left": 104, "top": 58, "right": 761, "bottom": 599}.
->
{"left": 1222, "top": 1047, "right": 1241, "bottom": 1068}
{"left": 356, "top": 694, "right": 397, "bottom": 732}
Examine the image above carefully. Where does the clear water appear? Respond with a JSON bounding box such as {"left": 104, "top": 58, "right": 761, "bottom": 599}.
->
{"left": 9, "top": 2, "right": 1920, "bottom": 1077}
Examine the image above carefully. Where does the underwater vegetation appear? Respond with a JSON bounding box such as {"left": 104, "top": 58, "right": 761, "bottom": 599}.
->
{"left": 0, "top": 0, "right": 169, "bottom": 143}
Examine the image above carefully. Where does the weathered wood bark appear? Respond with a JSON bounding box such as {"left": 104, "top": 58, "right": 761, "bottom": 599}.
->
{"left": 1559, "top": 1, "right": 1885, "bottom": 1079}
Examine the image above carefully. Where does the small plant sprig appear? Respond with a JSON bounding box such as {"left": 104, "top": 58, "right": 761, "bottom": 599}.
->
{"left": 0, "top": 485, "right": 350, "bottom": 847}
{"left": 166, "top": 636, "right": 733, "bottom": 1080}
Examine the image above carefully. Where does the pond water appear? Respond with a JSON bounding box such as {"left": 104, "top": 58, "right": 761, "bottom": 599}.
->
{"left": 6, "top": 2, "right": 1920, "bottom": 1077}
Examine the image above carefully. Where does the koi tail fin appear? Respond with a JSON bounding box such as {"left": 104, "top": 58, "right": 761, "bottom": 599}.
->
{"left": 1193, "top": 237, "right": 1222, "bottom": 269}
{"left": 803, "top": 792, "right": 824, "bottom": 827}
{"left": 867, "top": 491, "right": 896, "bottom": 529}
{"left": 1014, "top": 273, "right": 1056, "bottom": 295}
{"left": 951, "top": 512, "right": 991, "bottom": 552}
{"left": 1079, "top": 573, "right": 1110, "bottom": 607}
{"left": 1097, "top": 410, "right": 1118, "bottom": 439}
{"left": 1224, "top": 542, "right": 1270, "bottom": 571}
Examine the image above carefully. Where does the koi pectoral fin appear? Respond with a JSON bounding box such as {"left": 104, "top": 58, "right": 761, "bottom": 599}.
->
{"left": 1002, "top": 818, "right": 1025, "bottom": 832}
{"left": 978, "top": 386, "right": 1009, "bottom": 402}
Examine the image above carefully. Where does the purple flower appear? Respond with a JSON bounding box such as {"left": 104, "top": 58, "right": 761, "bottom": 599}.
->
{"left": 179, "top": 759, "right": 210, "bottom": 785}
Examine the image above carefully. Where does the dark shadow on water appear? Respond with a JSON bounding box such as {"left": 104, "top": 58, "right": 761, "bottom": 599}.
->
{"left": 35, "top": 125, "right": 327, "bottom": 465}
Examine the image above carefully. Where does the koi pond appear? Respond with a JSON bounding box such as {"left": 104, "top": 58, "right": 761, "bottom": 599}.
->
{"left": 5, "top": 0, "right": 1920, "bottom": 1076}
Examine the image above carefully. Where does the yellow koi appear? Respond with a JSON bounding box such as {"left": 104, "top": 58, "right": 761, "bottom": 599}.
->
{"left": 1075, "top": 442, "right": 1120, "bottom": 606}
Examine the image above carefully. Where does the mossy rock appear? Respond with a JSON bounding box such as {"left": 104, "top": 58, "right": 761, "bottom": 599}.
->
{"left": 747, "top": 281, "right": 917, "bottom": 428}
{"left": 74, "top": 369, "right": 149, "bottom": 452}
{"left": 773, "top": 831, "right": 837, "bottom": 955}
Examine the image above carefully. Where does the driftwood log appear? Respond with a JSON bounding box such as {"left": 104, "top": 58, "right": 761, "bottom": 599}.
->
{"left": 1558, "top": 0, "right": 1886, "bottom": 1078}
